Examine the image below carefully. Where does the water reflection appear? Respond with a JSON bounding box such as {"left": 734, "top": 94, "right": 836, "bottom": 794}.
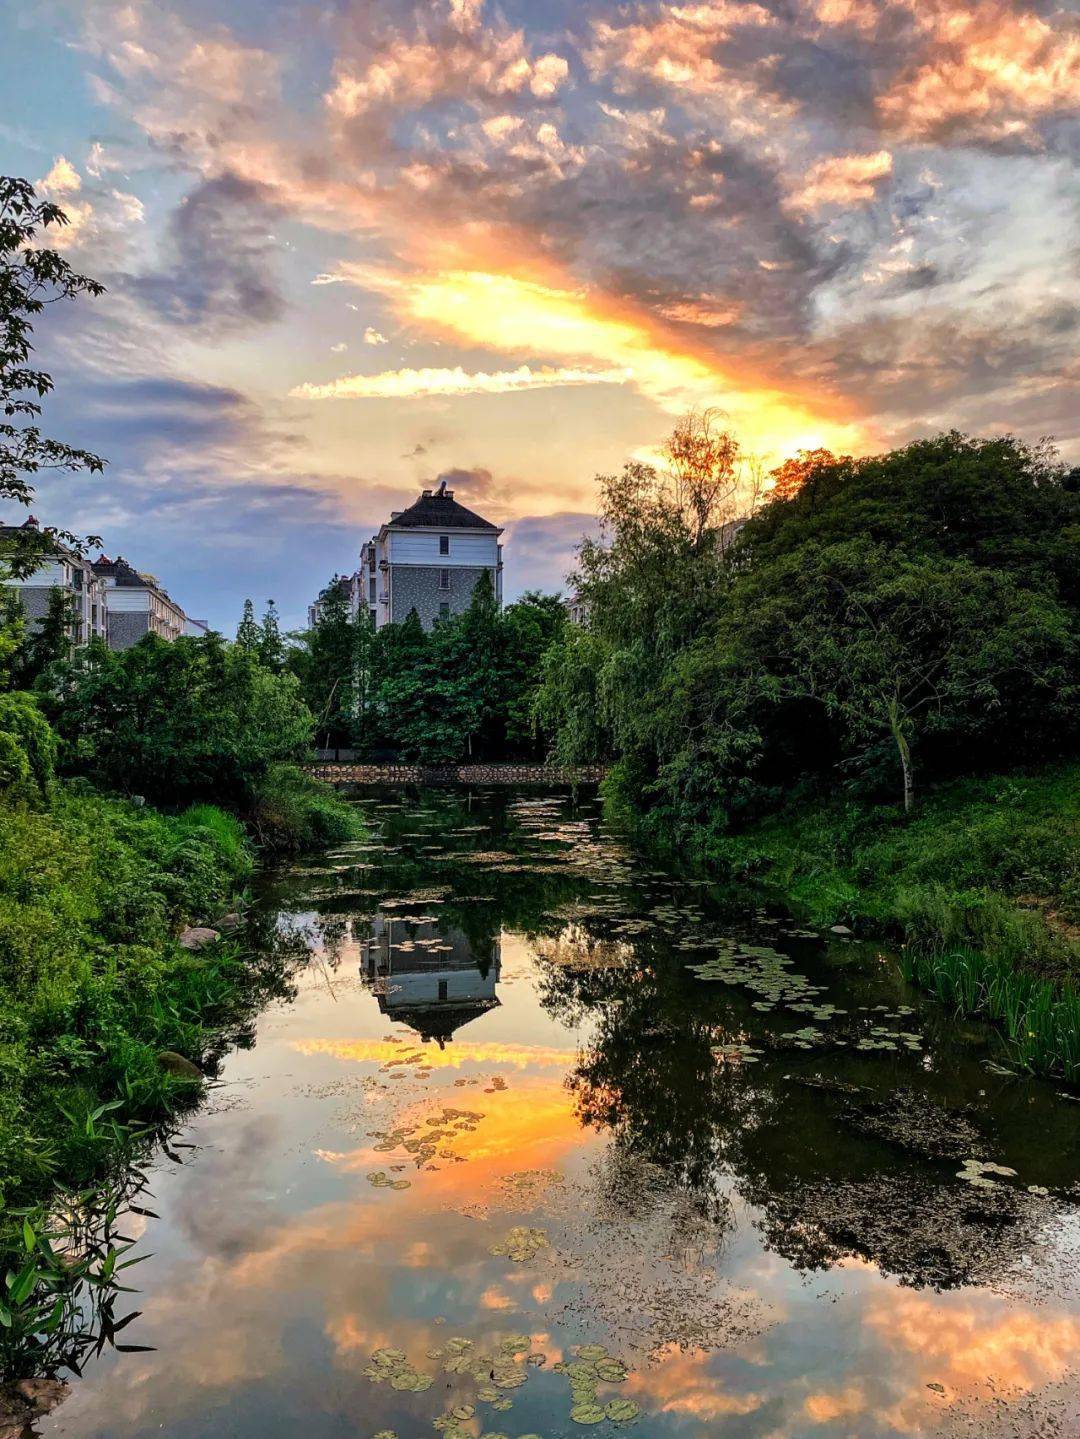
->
{"left": 34, "top": 786, "right": 1080, "bottom": 1439}
{"left": 362, "top": 908, "right": 501, "bottom": 1047}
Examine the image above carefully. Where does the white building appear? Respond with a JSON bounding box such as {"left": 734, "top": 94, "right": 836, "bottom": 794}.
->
{"left": 360, "top": 481, "right": 503, "bottom": 631}
{"left": 92, "top": 555, "right": 187, "bottom": 650}
{"left": 0, "top": 517, "right": 107, "bottom": 646}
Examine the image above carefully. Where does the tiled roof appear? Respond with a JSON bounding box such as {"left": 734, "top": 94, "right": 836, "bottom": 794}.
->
{"left": 389, "top": 489, "right": 499, "bottom": 532}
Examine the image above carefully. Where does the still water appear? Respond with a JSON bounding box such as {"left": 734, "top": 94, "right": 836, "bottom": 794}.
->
{"left": 45, "top": 787, "right": 1080, "bottom": 1438}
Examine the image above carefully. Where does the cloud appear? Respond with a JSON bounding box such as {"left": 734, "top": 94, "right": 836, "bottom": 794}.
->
{"left": 290, "top": 364, "right": 633, "bottom": 400}
{"left": 501, "top": 511, "right": 600, "bottom": 596}
{"left": 788, "top": 150, "right": 894, "bottom": 212}
{"left": 878, "top": 4, "right": 1080, "bottom": 146}
{"left": 327, "top": 2, "right": 569, "bottom": 119}
{"left": 363, "top": 327, "right": 388, "bottom": 345}
{"left": 130, "top": 173, "right": 285, "bottom": 332}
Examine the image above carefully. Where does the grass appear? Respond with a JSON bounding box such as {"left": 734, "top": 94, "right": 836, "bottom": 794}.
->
{"left": 0, "top": 786, "right": 257, "bottom": 1209}
{"left": 688, "top": 763, "right": 1080, "bottom": 1080}
{"left": 247, "top": 762, "right": 364, "bottom": 857}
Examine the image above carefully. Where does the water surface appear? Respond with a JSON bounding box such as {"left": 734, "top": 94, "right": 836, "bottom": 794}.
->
{"left": 45, "top": 787, "right": 1080, "bottom": 1439}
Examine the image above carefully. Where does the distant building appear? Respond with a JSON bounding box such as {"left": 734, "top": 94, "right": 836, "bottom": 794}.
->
{"left": 0, "top": 516, "right": 107, "bottom": 647}
{"left": 183, "top": 616, "right": 210, "bottom": 638}
{"left": 307, "top": 572, "right": 362, "bottom": 628}
{"left": 92, "top": 555, "right": 186, "bottom": 650}
{"left": 360, "top": 480, "right": 503, "bottom": 631}
{"left": 564, "top": 592, "right": 590, "bottom": 627}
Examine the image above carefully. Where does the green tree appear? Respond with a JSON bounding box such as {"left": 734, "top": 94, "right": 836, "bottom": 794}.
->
{"left": 0, "top": 176, "right": 104, "bottom": 575}
{"left": 10, "top": 585, "right": 76, "bottom": 687}
{"left": 43, "top": 634, "right": 313, "bottom": 806}
{"left": 258, "top": 598, "right": 285, "bottom": 671}
{"left": 501, "top": 591, "right": 567, "bottom": 756}
{"left": 235, "top": 598, "right": 260, "bottom": 653}
{"left": 289, "top": 581, "right": 362, "bottom": 752}
{"left": 543, "top": 422, "right": 1080, "bottom": 830}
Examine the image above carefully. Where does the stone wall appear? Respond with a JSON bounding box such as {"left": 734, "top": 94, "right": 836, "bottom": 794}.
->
{"left": 391, "top": 565, "right": 494, "bottom": 629}
{"left": 307, "top": 762, "right": 609, "bottom": 786}
{"left": 107, "top": 611, "right": 151, "bottom": 651}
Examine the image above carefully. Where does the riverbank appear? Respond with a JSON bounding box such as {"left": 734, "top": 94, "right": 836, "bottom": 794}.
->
{"left": 687, "top": 762, "right": 1080, "bottom": 1079}
{"left": 0, "top": 768, "right": 361, "bottom": 1210}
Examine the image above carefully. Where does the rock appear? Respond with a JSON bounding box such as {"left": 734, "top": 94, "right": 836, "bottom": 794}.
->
{"left": 12, "top": 1379, "right": 69, "bottom": 1415}
{"left": 215, "top": 912, "right": 243, "bottom": 933}
{"left": 157, "top": 1050, "right": 204, "bottom": 1080}
{"left": 829, "top": 924, "right": 853, "bottom": 935}
{"left": 178, "top": 925, "right": 219, "bottom": 950}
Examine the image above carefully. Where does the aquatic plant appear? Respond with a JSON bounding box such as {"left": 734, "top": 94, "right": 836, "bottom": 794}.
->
{"left": 900, "top": 944, "right": 1080, "bottom": 1081}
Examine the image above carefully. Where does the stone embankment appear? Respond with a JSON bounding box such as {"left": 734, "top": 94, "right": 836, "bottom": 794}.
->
{"left": 306, "top": 762, "right": 608, "bottom": 786}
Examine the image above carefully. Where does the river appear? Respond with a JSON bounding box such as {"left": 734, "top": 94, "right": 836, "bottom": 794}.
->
{"left": 40, "top": 786, "right": 1080, "bottom": 1438}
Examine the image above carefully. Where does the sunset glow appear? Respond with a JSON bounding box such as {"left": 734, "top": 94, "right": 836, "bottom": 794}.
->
{"left": 2, "top": 0, "right": 1076, "bottom": 626}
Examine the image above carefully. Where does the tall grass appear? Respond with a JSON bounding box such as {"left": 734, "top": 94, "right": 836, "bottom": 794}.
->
{"left": 0, "top": 786, "right": 254, "bottom": 1209}
{"left": 901, "top": 945, "right": 1080, "bottom": 1081}
{"left": 687, "top": 762, "right": 1080, "bottom": 1080}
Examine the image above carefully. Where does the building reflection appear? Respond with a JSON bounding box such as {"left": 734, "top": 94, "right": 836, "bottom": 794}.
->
{"left": 361, "top": 911, "right": 501, "bottom": 1048}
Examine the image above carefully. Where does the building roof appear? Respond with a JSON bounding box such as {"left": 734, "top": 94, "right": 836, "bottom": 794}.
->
{"left": 387, "top": 482, "right": 499, "bottom": 532}
{"left": 93, "top": 555, "right": 179, "bottom": 607}
{"left": 92, "top": 555, "right": 151, "bottom": 588}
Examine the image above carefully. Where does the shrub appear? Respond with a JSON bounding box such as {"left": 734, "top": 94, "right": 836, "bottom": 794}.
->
{"left": 247, "top": 763, "right": 362, "bottom": 856}
{"left": 0, "top": 692, "right": 55, "bottom": 801}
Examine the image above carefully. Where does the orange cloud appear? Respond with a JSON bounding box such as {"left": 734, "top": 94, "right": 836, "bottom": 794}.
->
{"left": 326, "top": 24, "right": 567, "bottom": 116}
{"left": 803, "top": 1383, "right": 865, "bottom": 1423}
{"left": 788, "top": 150, "right": 894, "bottom": 212}
{"left": 624, "top": 1348, "right": 764, "bottom": 1421}
{"left": 291, "top": 1037, "right": 573, "bottom": 1070}
{"left": 321, "top": 261, "right": 868, "bottom": 459}
{"left": 879, "top": 4, "right": 1080, "bottom": 143}
{"left": 586, "top": 3, "right": 775, "bottom": 94}
{"left": 291, "top": 364, "right": 632, "bottom": 400}
{"left": 865, "top": 1288, "right": 1080, "bottom": 1398}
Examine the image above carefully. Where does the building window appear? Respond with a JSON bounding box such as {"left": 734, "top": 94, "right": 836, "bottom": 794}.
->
{"left": 439, "top": 535, "right": 450, "bottom": 555}
{"left": 439, "top": 568, "right": 450, "bottom": 591}
{"left": 439, "top": 601, "right": 450, "bottom": 619}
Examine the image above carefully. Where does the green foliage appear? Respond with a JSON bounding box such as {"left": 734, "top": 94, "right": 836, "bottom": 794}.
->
{"left": 0, "top": 784, "right": 255, "bottom": 1210}
{"left": 546, "top": 428, "right": 1079, "bottom": 822}
{"left": 258, "top": 599, "right": 284, "bottom": 671}
{"left": 287, "top": 579, "right": 368, "bottom": 750}
{"left": 696, "top": 764, "right": 1080, "bottom": 1077}
{"left": 41, "top": 633, "right": 313, "bottom": 807}
{"left": 0, "top": 175, "right": 104, "bottom": 561}
{"left": 235, "top": 597, "right": 260, "bottom": 653}
{"left": 290, "top": 574, "right": 567, "bottom": 762}
{"left": 0, "top": 691, "right": 55, "bottom": 801}
{"left": 8, "top": 585, "right": 76, "bottom": 688}
{"left": 247, "top": 763, "right": 363, "bottom": 856}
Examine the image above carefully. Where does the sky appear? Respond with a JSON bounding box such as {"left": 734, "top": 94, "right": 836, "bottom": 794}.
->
{"left": 2, "top": 0, "right": 1078, "bottom": 631}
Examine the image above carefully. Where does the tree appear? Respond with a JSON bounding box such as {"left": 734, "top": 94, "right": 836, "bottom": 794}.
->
{"left": 0, "top": 176, "right": 104, "bottom": 576}
{"left": 235, "top": 598, "right": 260, "bottom": 653}
{"left": 10, "top": 584, "right": 76, "bottom": 687}
{"left": 258, "top": 599, "right": 285, "bottom": 671}
{"left": 544, "top": 422, "right": 1080, "bottom": 831}
{"left": 767, "top": 447, "right": 843, "bottom": 504}
{"left": 501, "top": 591, "right": 567, "bottom": 756}
{"left": 745, "top": 544, "right": 1076, "bottom": 812}
{"left": 42, "top": 633, "right": 313, "bottom": 807}
{"left": 289, "top": 581, "right": 363, "bottom": 752}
